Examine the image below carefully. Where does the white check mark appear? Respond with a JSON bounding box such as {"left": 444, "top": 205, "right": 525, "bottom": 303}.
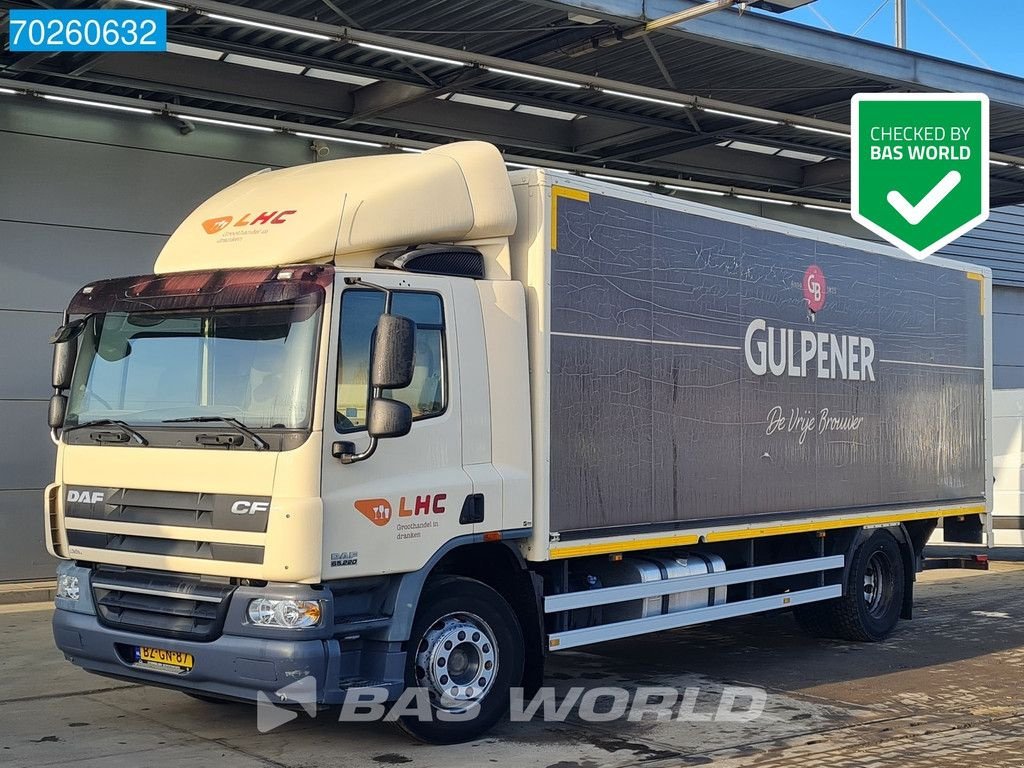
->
{"left": 886, "top": 170, "right": 962, "bottom": 225}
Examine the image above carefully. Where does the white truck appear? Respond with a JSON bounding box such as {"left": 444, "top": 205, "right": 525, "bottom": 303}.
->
{"left": 46, "top": 141, "right": 991, "bottom": 743}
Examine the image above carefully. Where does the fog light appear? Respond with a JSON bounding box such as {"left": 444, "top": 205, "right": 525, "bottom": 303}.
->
{"left": 247, "top": 598, "right": 322, "bottom": 628}
{"left": 57, "top": 574, "right": 80, "bottom": 601}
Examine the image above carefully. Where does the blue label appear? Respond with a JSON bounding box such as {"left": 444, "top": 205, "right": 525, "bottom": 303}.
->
{"left": 9, "top": 10, "right": 167, "bottom": 53}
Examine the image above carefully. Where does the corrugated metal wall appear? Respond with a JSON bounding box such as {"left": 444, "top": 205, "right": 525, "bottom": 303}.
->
{"left": 941, "top": 206, "right": 1024, "bottom": 287}
{"left": 0, "top": 100, "right": 325, "bottom": 581}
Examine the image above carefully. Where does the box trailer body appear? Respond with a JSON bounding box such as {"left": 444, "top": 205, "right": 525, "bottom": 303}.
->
{"left": 44, "top": 142, "right": 992, "bottom": 743}
{"left": 513, "top": 178, "right": 991, "bottom": 558}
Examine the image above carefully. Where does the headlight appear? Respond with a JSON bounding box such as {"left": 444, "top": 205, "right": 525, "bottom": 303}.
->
{"left": 57, "top": 574, "right": 80, "bottom": 601}
{"left": 247, "top": 598, "right": 322, "bottom": 628}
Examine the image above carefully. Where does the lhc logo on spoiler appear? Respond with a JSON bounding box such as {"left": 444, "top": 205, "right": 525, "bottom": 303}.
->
{"left": 201, "top": 210, "right": 297, "bottom": 234}
{"left": 354, "top": 494, "right": 447, "bottom": 527}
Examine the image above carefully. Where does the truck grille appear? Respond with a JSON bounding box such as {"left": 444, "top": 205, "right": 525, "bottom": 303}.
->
{"left": 63, "top": 486, "right": 268, "bottom": 565}
{"left": 91, "top": 569, "right": 236, "bottom": 642}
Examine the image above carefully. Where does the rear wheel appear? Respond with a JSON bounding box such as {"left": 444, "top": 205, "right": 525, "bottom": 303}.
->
{"left": 794, "top": 530, "right": 906, "bottom": 642}
{"left": 397, "top": 576, "right": 524, "bottom": 744}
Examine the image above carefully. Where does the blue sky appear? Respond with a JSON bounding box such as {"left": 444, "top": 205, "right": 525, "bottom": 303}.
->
{"left": 762, "top": 0, "right": 1023, "bottom": 78}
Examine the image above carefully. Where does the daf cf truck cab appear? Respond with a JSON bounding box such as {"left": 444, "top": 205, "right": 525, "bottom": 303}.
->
{"left": 46, "top": 141, "right": 992, "bottom": 743}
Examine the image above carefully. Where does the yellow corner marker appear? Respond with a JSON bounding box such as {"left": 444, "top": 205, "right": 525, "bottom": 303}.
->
{"left": 550, "top": 186, "right": 590, "bottom": 250}
{"left": 966, "top": 271, "right": 985, "bottom": 315}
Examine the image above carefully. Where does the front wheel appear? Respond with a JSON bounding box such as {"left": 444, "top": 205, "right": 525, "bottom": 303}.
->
{"left": 795, "top": 529, "right": 906, "bottom": 642}
{"left": 397, "top": 576, "right": 524, "bottom": 744}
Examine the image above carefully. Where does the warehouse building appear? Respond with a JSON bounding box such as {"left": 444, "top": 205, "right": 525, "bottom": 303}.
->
{"left": 2, "top": 0, "right": 1023, "bottom": 580}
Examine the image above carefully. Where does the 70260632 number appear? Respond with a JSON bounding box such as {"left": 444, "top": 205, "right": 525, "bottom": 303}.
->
{"left": 9, "top": 9, "right": 167, "bottom": 53}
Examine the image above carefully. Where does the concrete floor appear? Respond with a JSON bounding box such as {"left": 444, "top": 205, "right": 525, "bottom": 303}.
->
{"left": 1, "top": 564, "right": 1022, "bottom": 768}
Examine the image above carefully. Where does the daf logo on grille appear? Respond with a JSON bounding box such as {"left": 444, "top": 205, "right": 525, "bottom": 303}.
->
{"left": 67, "top": 489, "right": 104, "bottom": 505}
{"left": 231, "top": 500, "right": 270, "bottom": 515}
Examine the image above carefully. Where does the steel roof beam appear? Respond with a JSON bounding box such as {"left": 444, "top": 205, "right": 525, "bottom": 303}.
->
{"left": 0, "top": 76, "right": 861, "bottom": 207}
{"left": 160, "top": 0, "right": 856, "bottom": 135}
{"left": 537, "top": 0, "right": 1024, "bottom": 109}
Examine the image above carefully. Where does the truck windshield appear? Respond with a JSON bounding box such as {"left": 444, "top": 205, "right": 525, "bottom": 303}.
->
{"left": 65, "top": 302, "right": 322, "bottom": 430}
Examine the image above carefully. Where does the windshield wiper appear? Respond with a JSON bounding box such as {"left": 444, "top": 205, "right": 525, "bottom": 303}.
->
{"left": 64, "top": 419, "right": 149, "bottom": 446}
{"left": 162, "top": 416, "right": 270, "bottom": 451}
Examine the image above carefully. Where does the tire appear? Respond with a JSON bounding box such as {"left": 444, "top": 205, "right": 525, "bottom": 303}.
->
{"left": 795, "top": 530, "right": 906, "bottom": 642}
{"left": 396, "top": 576, "right": 525, "bottom": 744}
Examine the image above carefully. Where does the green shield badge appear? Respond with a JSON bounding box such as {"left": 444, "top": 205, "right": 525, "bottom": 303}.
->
{"left": 852, "top": 93, "right": 989, "bottom": 260}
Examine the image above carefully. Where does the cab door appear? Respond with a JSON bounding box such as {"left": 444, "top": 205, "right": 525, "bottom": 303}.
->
{"left": 320, "top": 272, "right": 474, "bottom": 579}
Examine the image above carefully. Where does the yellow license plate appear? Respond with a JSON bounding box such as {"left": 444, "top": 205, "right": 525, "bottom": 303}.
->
{"left": 136, "top": 646, "right": 194, "bottom": 670}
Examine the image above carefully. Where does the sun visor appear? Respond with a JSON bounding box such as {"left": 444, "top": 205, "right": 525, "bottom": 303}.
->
{"left": 154, "top": 141, "right": 517, "bottom": 274}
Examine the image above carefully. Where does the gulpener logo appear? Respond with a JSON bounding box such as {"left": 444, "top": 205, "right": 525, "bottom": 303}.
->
{"left": 201, "top": 210, "right": 297, "bottom": 234}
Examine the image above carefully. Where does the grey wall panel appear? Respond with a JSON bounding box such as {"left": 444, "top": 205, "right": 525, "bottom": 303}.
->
{"left": 940, "top": 205, "right": 1024, "bottom": 287}
{"left": 0, "top": 133, "right": 268, "bottom": 234}
{"left": 992, "top": 285, "right": 1024, "bottom": 389}
{"left": 0, "top": 100, "right": 314, "bottom": 167}
{"left": 0, "top": 490, "right": 52, "bottom": 580}
{"left": 549, "top": 191, "right": 986, "bottom": 533}
{"left": 0, "top": 400, "right": 53, "bottom": 491}
{"left": 0, "top": 309, "right": 62, "bottom": 400}
{"left": 995, "top": 366, "right": 1024, "bottom": 390}
{"left": 993, "top": 285, "right": 1024, "bottom": 317}
{"left": 0, "top": 221, "right": 167, "bottom": 312}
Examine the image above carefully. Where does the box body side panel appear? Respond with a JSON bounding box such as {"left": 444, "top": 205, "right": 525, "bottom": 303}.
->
{"left": 547, "top": 187, "right": 988, "bottom": 534}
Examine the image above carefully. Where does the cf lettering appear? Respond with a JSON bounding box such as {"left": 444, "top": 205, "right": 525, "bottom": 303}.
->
{"left": 231, "top": 500, "right": 270, "bottom": 515}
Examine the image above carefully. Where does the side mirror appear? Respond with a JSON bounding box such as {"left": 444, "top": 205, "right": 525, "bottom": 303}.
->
{"left": 371, "top": 314, "right": 415, "bottom": 390}
{"left": 367, "top": 398, "right": 413, "bottom": 439}
{"left": 48, "top": 394, "right": 68, "bottom": 430}
{"left": 52, "top": 340, "right": 78, "bottom": 390}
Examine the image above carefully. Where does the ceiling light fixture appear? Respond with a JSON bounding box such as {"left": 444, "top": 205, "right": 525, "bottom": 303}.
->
{"left": 293, "top": 132, "right": 384, "bottom": 148}
{"left": 663, "top": 184, "right": 727, "bottom": 196}
{"left": 583, "top": 172, "right": 651, "bottom": 185}
{"left": 42, "top": 94, "right": 154, "bottom": 115}
{"left": 118, "top": 0, "right": 183, "bottom": 10}
{"left": 485, "top": 67, "right": 583, "bottom": 89}
{"left": 600, "top": 88, "right": 691, "bottom": 109}
{"left": 352, "top": 42, "right": 465, "bottom": 67}
{"left": 172, "top": 114, "right": 275, "bottom": 132}
{"left": 803, "top": 203, "right": 848, "bottom": 212}
{"left": 701, "top": 107, "right": 781, "bottom": 125}
{"left": 736, "top": 194, "right": 794, "bottom": 205}
{"left": 202, "top": 12, "right": 333, "bottom": 41}
{"left": 792, "top": 124, "right": 849, "bottom": 138}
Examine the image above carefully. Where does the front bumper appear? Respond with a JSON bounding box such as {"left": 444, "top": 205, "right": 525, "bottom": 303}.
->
{"left": 51, "top": 563, "right": 405, "bottom": 705}
{"left": 53, "top": 607, "right": 342, "bottom": 703}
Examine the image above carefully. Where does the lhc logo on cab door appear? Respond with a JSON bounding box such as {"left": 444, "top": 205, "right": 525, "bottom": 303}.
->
{"left": 803, "top": 265, "right": 826, "bottom": 313}
{"left": 201, "top": 210, "right": 297, "bottom": 234}
{"left": 354, "top": 494, "right": 447, "bottom": 527}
